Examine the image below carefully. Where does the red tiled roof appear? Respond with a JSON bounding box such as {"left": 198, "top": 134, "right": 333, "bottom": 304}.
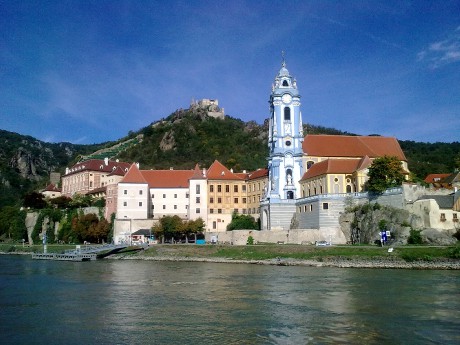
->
{"left": 248, "top": 168, "right": 269, "bottom": 180}
{"left": 43, "top": 183, "right": 61, "bottom": 192}
{"left": 65, "top": 159, "right": 131, "bottom": 176}
{"left": 301, "top": 159, "right": 362, "bottom": 180}
{"left": 424, "top": 173, "right": 451, "bottom": 184}
{"left": 108, "top": 165, "right": 128, "bottom": 177}
{"left": 121, "top": 164, "right": 148, "bottom": 184}
{"left": 141, "top": 170, "right": 195, "bottom": 188}
{"left": 190, "top": 164, "right": 206, "bottom": 179}
{"left": 302, "top": 135, "right": 407, "bottom": 161}
{"left": 235, "top": 172, "right": 249, "bottom": 179}
{"left": 206, "top": 160, "right": 244, "bottom": 180}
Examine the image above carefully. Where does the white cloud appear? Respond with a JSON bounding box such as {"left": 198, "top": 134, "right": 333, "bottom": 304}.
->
{"left": 418, "top": 26, "right": 460, "bottom": 68}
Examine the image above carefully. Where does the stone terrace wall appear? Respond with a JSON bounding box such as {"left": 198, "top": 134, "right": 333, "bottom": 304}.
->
{"left": 206, "top": 228, "right": 347, "bottom": 245}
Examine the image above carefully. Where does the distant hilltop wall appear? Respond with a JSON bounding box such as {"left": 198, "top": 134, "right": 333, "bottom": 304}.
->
{"left": 190, "top": 98, "right": 225, "bottom": 119}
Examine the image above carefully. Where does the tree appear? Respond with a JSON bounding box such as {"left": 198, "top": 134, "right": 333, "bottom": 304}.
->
{"left": 70, "top": 194, "right": 92, "bottom": 208}
{"left": 71, "top": 213, "right": 106, "bottom": 243}
{"left": 227, "top": 212, "right": 259, "bottom": 231}
{"left": 366, "top": 155, "right": 405, "bottom": 193}
{"left": 49, "top": 196, "right": 72, "bottom": 209}
{"left": 184, "top": 218, "right": 205, "bottom": 234}
{"left": 0, "top": 206, "right": 27, "bottom": 241}
{"left": 23, "top": 192, "right": 47, "bottom": 209}
{"left": 152, "top": 215, "right": 184, "bottom": 241}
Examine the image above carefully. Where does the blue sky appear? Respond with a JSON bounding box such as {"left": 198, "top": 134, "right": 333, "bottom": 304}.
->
{"left": 1, "top": 1, "right": 459, "bottom": 144}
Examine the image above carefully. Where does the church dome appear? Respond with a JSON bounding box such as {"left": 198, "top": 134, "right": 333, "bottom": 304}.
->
{"left": 278, "top": 65, "right": 290, "bottom": 77}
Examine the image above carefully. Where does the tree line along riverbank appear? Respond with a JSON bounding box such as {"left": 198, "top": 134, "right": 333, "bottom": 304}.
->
{"left": 1, "top": 243, "right": 459, "bottom": 269}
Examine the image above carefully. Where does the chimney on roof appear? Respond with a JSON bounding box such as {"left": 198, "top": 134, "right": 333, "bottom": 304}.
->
{"left": 202, "top": 168, "right": 206, "bottom": 177}
{"left": 243, "top": 170, "right": 246, "bottom": 173}
{"left": 170, "top": 167, "right": 173, "bottom": 170}
{"left": 104, "top": 157, "right": 109, "bottom": 166}
{"left": 136, "top": 162, "right": 139, "bottom": 168}
{"left": 230, "top": 168, "right": 233, "bottom": 173}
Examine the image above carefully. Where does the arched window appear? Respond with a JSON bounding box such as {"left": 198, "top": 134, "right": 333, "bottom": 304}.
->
{"left": 346, "top": 185, "right": 352, "bottom": 193}
{"left": 284, "top": 107, "right": 290, "bottom": 121}
{"left": 282, "top": 80, "right": 289, "bottom": 86}
{"left": 307, "top": 161, "right": 314, "bottom": 169}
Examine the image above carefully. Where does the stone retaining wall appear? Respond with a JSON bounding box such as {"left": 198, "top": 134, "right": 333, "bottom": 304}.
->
{"left": 206, "top": 228, "right": 347, "bottom": 245}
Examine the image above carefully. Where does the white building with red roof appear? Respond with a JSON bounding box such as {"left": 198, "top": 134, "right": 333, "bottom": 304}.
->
{"left": 61, "top": 158, "right": 130, "bottom": 197}
{"left": 41, "top": 183, "right": 62, "bottom": 199}
{"left": 112, "top": 160, "right": 270, "bottom": 242}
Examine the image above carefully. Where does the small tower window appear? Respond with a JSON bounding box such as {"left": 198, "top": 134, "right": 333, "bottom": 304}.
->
{"left": 284, "top": 107, "right": 291, "bottom": 121}
{"left": 282, "top": 80, "right": 289, "bottom": 86}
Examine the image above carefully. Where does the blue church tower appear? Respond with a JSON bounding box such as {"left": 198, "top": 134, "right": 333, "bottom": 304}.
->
{"left": 261, "top": 57, "right": 304, "bottom": 230}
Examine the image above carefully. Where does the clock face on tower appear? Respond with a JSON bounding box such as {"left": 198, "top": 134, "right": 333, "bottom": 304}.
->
{"left": 282, "top": 94, "right": 292, "bottom": 104}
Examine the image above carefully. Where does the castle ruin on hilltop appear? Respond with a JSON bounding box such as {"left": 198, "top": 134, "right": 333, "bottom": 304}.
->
{"left": 190, "top": 98, "right": 225, "bottom": 119}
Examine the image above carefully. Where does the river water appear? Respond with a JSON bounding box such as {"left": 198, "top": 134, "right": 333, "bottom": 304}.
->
{"left": 0, "top": 255, "right": 459, "bottom": 345}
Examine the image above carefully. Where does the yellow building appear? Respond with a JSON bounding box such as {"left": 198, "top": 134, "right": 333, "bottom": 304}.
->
{"left": 206, "top": 160, "right": 247, "bottom": 231}
{"left": 245, "top": 169, "right": 268, "bottom": 217}
{"left": 300, "top": 135, "right": 408, "bottom": 196}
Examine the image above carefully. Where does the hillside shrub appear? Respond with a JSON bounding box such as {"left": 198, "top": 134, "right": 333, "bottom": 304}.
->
{"left": 448, "top": 245, "right": 460, "bottom": 259}
{"left": 407, "top": 228, "right": 423, "bottom": 245}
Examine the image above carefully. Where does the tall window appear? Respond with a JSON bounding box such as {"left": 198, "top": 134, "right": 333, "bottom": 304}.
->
{"left": 284, "top": 107, "right": 291, "bottom": 121}
{"left": 234, "top": 185, "right": 238, "bottom": 192}
{"left": 196, "top": 185, "right": 200, "bottom": 194}
{"left": 217, "top": 185, "right": 222, "bottom": 193}
{"left": 225, "top": 185, "right": 230, "bottom": 193}
{"left": 210, "top": 185, "right": 214, "bottom": 193}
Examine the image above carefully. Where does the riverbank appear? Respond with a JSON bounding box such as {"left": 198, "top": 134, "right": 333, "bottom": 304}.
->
{"left": 2, "top": 243, "right": 459, "bottom": 269}
{"left": 106, "top": 244, "right": 460, "bottom": 269}
{"left": 107, "top": 253, "right": 460, "bottom": 269}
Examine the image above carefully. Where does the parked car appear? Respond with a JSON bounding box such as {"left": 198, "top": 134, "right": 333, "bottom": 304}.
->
{"left": 315, "top": 240, "right": 330, "bottom": 246}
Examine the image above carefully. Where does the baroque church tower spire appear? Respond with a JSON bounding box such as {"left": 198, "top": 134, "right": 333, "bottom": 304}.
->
{"left": 265, "top": 55, "right": 304, "bottom": 202}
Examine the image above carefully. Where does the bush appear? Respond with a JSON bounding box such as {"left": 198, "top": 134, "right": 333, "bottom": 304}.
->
{"left": 407, "top": 228, "right": 423, "bottom": 245}
{"left": 247, "top": 236, "right": 254, "bottom": 245}
{"left": 453, "top": 229, "right": 460, "bottom": 241}
{"left": 227, "top": 213, "right": 259, "bottom": 231}
{"left": 448, "top": 246, "right": 460, "bottom": 259}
